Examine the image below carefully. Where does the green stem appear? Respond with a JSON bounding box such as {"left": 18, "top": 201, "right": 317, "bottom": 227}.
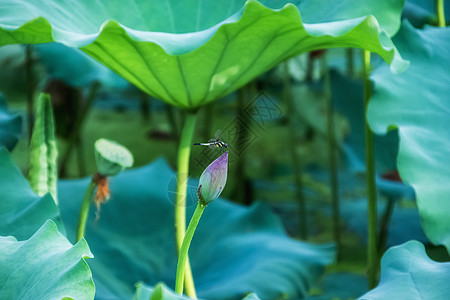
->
{"left": 202, "top": 103, "right": 214, "bottom": 139}
{"left": 436, "top": 0, "right": 446, "bottom": 27}
{"left": 75, "top": 180, "right": 96, "bottom": 243}
{"left": 59, "top": 81, "right": 100, "bottom": 177}
{"left": 139, "top": 91, "right": 150, "bottom": 122}
{"left": 175, "top": 201, "right": 206, "bottom": 295}
{"left": 306, "top": 53, "right": 314, "bottom": 82}
{"left": 322, "top": 55, "right": 341, "bottom": 258}
{"left": 363, "top": 50, "right": 378, "bottom": 289}
{"left": 283, "top": 62, "right": 307, "bottom": 240}
{"left": 175, "top": 111, "right": 198, "bottom": 298}
{"left": 377, "top": 197, "right": 395, "bottom": 259}
{"left": 234, "top": 83, "right": 254, "bottom": 205}
{"left": 25, "top": 45, "right": 35, "bottom": 143}
{"left": 346, "top": 48, "right": 354, "bottom": 78}
{"left": 165, "top": 104, "right": 179, "bottom": 141}
{"left": 76, "top": 136, "right": 87, "bottom": 176}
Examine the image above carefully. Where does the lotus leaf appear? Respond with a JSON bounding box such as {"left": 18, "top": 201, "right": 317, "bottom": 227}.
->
{"left": 298, "top": 0, "right": 404, "bottom": 36}
{"left": 359, "top": 240, "right": 450, "bottom": 299}
{"left": 367, "top": 22, "right": 450, "bottom": 252}
{"left": 0, "top": 220, "right": 94, "bottom": 300}
{"left": 0, "top": 148, "right": 63, "bottom": 239}
{"left": 58, "top": 158, "right": 334, "bottom": 299}
{"left": 0, "top": 0, "right": 407, "bottom": 108}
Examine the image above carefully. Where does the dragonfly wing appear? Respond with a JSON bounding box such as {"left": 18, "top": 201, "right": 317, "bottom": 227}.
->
{"left": 215, "top": 129, "right": 223, "bottom": 140}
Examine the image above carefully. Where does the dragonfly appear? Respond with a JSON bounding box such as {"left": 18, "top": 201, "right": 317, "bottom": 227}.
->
{"left": 193, "top": 130, "right": 228, "bottom": 151}
{"left": 193, "top": 138, "right": 228, "bottom": 149}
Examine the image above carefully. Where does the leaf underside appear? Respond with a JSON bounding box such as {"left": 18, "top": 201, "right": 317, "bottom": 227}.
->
{"left": 0, "top": 0, "right": 407, "bottom": 108}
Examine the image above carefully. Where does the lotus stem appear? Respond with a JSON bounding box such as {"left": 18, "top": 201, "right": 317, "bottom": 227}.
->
{"left": 346, "top": 48, "right": 355, "bottom": 77}
{"left": 25, "top": 45, "right": 35, "bottom": 143}
{"left": 174, "top": 110, "right": 198, "bottom": 298}
{"left": 283, "top": 62, "right": 307, "bottom": 240}
{"left": 202, "top": 103, "right": 214, "bottom": 140}
{"left": 75, "top": 180, "right": 96, "bottom": 243}
{"left": 363, "top": 50, "right": 378, "bottom": 288}
{"left": 436, "top": 0, "right": 446, "bottom": 27}
{"left": 322, "top": 55, "right": 341, "bottom": 258}
{"left": 165, "top": 103, "right": 179, "bottom": 141}
{"left": 139, "top": 91, "right": 151, "bottom": 122}
{"left": 175, "top": 201, "right": 206, "bottom": 295}
{"left": 377, "top": 196, "right": 395, "bottom": 259}
{"left": 59, "top": 80, "right": 100, "bottom": 177}
{"left": 234, "top": 82, "right": 254, "bottom": 205}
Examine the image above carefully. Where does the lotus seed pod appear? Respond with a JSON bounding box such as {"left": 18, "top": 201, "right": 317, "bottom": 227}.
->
{"left": 94, "top": 139, "right": 133, "bottom": 177}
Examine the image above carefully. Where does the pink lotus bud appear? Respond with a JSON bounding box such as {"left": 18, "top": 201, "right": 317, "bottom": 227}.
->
{"left": 198, "top": 151, "right": 228, "bottom": 204}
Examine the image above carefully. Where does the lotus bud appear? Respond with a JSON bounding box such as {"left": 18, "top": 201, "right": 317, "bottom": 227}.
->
{"left": 198, "top": 151, "right": 228, "bottom": 205}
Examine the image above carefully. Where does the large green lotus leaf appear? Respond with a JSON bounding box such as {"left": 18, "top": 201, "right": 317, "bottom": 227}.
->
{"left": 0, "top": 147, "right": 63, "bottom": 240}
{"left": 0, "top": 220, "right": 94, "bottom": 300}
{"left": 367, "top": 22, "right": 450, "bottom": 251}
{"left": 58, "top": 158, "right": 334, "bottom": 300}
{"left": 298, "top": 0, "right": 404, "bottom": 36}
{"left": 0, "top": 0, "right": 407, "bottom": 108}
{"left": 358, "top": 240, "right": 450, "bottom": 299}
{"left": 0, "top": 95, "right": 21, "bottom": 151}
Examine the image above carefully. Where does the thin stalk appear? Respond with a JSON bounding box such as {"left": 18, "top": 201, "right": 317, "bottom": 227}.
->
{"left": 436, "top": 0, "right": 446, "bottom": 27}
{"left": 234, "top": 83, "right": 254, "bottom": 205}
{"left": 139, "top": 91, "right": 150, "bottom": 122}
{"left": 75, "top": 180, "right": 96, "bottom": 242}
{"left": 346, "top": 48, "right": 355, "bottom": 78}
{"left": 322, "top": 55, "right": 341, "bottom": 257}
{"left": 363, "top": 50, "right": 378, "bottom": 289}
{"left": 175, "top": 201, "right": 206, "bottom": 295}
{"left": 306, "top": 53, "right": 314, "bottom": 82}
{"left": 202, "top": 103, "right": 213, "bottom": 140}
{"left": 377, "top": 197, "right": 395, "bottom": 259}
{"left": 165, "top": 104, "right": 179, "bottom": 141}
{"left": 59, "top": 81, "right": 100, "bottom": 177}
{"left": 283, "top": 62, "right": 307, "bottom": 240}
{"left": 25, "top": 45, "right": 35, "bottom": 143}
{"left": 174, "top": 111, "right": 198, "bottom": 298}
{"left": 76, "top": 136, "right": 87, "bottom": 176}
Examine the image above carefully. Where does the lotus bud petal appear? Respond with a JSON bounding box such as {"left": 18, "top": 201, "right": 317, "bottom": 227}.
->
{"left": 198, "top": 151, "right": 228, "bottom": 204}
